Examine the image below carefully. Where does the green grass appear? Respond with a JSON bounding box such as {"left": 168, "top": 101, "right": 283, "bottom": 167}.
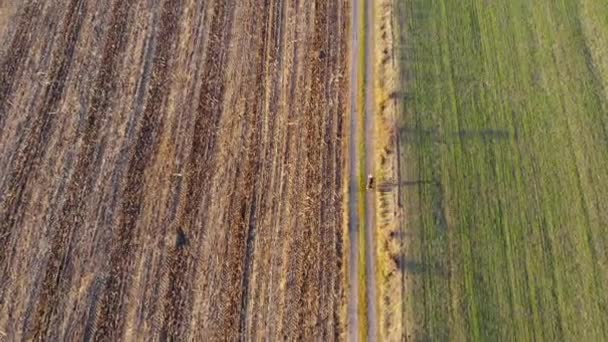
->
{"left": 397, "top": 0, "right": 608, "bottom": 340}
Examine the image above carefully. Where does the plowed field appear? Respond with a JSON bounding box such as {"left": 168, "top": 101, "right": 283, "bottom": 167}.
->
{"left": 0, "top": 0, "right": 348, "bottom": 340}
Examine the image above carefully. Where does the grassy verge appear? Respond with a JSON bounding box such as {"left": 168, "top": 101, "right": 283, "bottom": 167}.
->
{"left": 398, "top": 0, "right": 608, "bottom": 340}
{"left": 371, "top": 0, "right": 406, "bottom": 339}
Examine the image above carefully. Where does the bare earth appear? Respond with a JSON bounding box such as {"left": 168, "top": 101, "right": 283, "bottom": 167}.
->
{"left": 364, "top": 0, "right": 379, "bottom": 339}
{"left": 0, "top": 0, "right": 348, "bottom": 340}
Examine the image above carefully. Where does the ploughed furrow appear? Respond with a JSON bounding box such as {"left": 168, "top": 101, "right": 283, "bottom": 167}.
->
{"left": 0, "top": 0, "right": 87, "bottom": 283}
{"left": 158, "top": 0, "right": 233, "bottom": 339}
{"left": 0, "top": 0, "right": 349, "bottom": 340}
{"left": 286, "top": 1, "right": 330, "bottom": 339}
{"left": 236, "top": 2, "right": 273, "bottom": 339}
{"left": 92, "top": 0, "right": 185, "bottom": 339}
{"left": 239, "top": 0, "right": 285, "bottom": 338}
{"left": 320, "top": 2, "right": 346, "bottom": 340}
{"left": 24, "top": 0, "right": 139, "bottom": 338}
{"left": 192, "top": 0, "right": 269, "bottom": 337}
{"left": 0, "top": 1, "right": 39, "bottom": 130}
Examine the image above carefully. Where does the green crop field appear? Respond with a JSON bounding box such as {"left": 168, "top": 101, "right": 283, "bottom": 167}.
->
{"left": 397, "top": 0, "right": 608, "bottom": 340}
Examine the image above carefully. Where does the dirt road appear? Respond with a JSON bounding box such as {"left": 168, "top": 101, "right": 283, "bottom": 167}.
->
{"left": 0, "top": 0, "right": 348, "bottom": 340}
{"left": 348, "top": 0, "right": 378, "bottom": 339}
{"left": 364, "top": 0, "right": 379, "bottom": 339}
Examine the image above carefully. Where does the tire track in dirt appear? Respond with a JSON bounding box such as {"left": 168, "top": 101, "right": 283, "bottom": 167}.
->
{"left": 244, "top": 0, "right": 285, "bottom": 337}
{"left": 24, "top": 0, "right": 138, "bottom": 337}
{"left": 253, "top": 0, "right": 288, "bottom": 323}
{"left": 273, "top": 5, "right": 310, "bottom": 335}
{"left": 124, "top": 0, "right": 205, "bottom": 337}
{"left": 264, "top": 17, "right": 299, "bottom": 336}
{"left": 82, "top": 276, "right": 105, "bottom": 342}
{"left": 200, "top": 2, "right": 271, "bottom": 337}
{"left": 237, "top": 0, "right": 275, "bottom": 338}
{"left": 282, "top": 3, "right": 325, "bottom": 339}
{"left": 92, "top": 0, "right": 185, "bottom": 339}
{"left": 331, "top": 4, "right": 347, "bottom": 340}
{"left": 0, "top": 1, "right": 39, "bottom": 131}
{"left": 320, "top": 3, "right": 346, "bottom": 340}
{"left": 26, "top": 2, "right": 143, "bottom": 339}
{"left": 301, "top": 1, "right": 331, "bottom": 338}
{"left": 158, "top": 0, "right": 234, "bottom": 339}
{"left": 0, "top": 0, "right": 87, "bottom": 286}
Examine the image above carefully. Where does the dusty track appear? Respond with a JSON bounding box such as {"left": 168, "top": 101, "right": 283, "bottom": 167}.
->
{"left": 364, "top": 0, "right": 379, "bottom": 339}
{"left": 0, "top": 0, "right": 348, "bottom": 340}
{"left": 348, "top": 0, "right": 379, "bottom": 338}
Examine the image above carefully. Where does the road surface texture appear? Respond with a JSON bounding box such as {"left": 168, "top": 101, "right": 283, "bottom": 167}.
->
{"left": 364, "top": 0, "right": 379, "bottom": 340}
{"left": 347, "top": 0, "right": 379, "bottom": 339}
{"left": 0, "top": 0, "right": 348, "bottom": 340}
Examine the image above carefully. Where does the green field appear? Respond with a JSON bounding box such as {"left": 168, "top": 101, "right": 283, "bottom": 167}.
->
{"left": 397, "top": 0, "right": 608, "bottom": 340}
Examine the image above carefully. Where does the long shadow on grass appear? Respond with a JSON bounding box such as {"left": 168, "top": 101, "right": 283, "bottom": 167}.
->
{"left": 381, "top": 179, "right": 449, "bottom": 278}
{"left": 400, "top": 126, "right": 512, "bottom": 145}
{"left": 375, "top": 179, "right": 437, "bottom": 193}
{"left": 394, "top": 256, "right": 447, "bottom": 277}
{"left": 404, "top": 259, "right": 446, "bottom": 276}
{"left": 376, "top": 179, "right": 448, "bottom": 234}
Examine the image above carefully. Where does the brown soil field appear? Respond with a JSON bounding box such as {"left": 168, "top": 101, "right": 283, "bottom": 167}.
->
{"left": 0, "top": 0, "right": 348, "bottom": 340}
{"left": 0, "top": 1, "right": 17, "bottom": 40}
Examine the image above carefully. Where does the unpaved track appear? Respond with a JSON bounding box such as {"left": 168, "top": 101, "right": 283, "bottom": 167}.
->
{"left": 364, "top": 0, "right": 379, "bottom": 339}
{"left": 0, "top": 0, "right": 348, "bottom": 340}
{"left": 348, "top": 0, "right": 378, "bottom": 338}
